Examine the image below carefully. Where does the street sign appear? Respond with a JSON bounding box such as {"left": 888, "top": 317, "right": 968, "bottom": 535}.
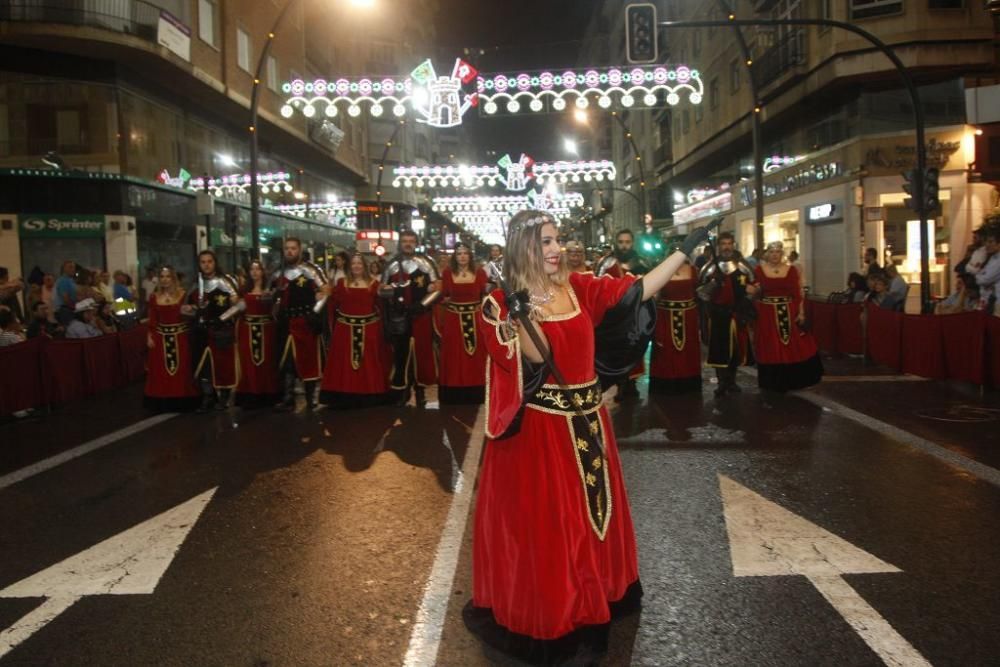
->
{"left": 719, "top": 475, "right": 931, "bottom": 666}
{"left": 0, "top": 488, "right": 217, "bottom": 658}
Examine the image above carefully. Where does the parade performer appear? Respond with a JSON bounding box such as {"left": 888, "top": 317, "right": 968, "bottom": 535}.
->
{"left": 436, "top": 243, "right": 488, "bottom": 404}
{"left": 184, "top": 250, "right": 241, "bottom": 411}
{"left": 564, "top": 239, "right": 590, "bottom": 273}
{"left": 465, "top": 210, "right": 712, "bottom": 664}
{"left": 319, "top": 254, "right": 391, "bottom": 409}
{"left": 696, "top": 231, "right": 758, "bottom": 397}
{"left": 649, "top": 253, "right": 702, "bottom": 394}
{"left": 594, "top": 228, "right": 649, "bottom": 400}
{"left": 753, "top": 241, "right": 823, "bottom": 392}
{"left": 235, "top": 260, "right": 280, "bottom": 408}
{"left": 379, "top": 229, "right": 440, "bottom": 406}
{"left": 271, "top": 237, "right": 329, "bottom": 410}
{"left": 144, "top": 266, "right": 199, "bottom": 412}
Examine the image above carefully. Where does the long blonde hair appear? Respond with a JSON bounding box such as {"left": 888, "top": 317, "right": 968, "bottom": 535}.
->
{"left": 154, "top": 266, "right": 183, "bottom": 300}
{"left": 504, "top": 210, "right": 568, "bottom": 293}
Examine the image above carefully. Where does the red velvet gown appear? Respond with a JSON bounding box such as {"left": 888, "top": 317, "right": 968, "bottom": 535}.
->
{"left": 650, "top": 269, "right": 702, "bottom": 394}
{"left": 143, "top": 293, "right": 199, "bottom": 412}
{"left": 319, "top": 279, "right": 391, "bottom": 408}
{"left": 436, "top": 268, "right": 487, "bottom": 404}
{"left": 468, "top": 271, "right": 641, "bottom": 663}
{"left": 235, "top": 292, "right": 280, "bottom": 407}
{"left": 753, "top": 265, "right": 823, "bottom": 392}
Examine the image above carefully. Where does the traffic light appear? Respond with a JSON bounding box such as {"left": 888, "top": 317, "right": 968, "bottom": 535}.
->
{"left": 626, "top": 3, "right": 658, "bottom": 64}
{"left": 923, "top": 167, "right": 940, "bottom": 212}
{"left": 901, "top": 168, "right": 918, "bottom": 211}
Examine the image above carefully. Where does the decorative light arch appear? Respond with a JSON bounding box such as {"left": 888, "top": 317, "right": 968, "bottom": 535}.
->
{"left": 431, "top": 192, "right": 584, "bottom": 215}
{"left": 391, "top": 158, "right": 616, "bottom": 191}
{"left": 189, "top": 172, "right": 293, "bottom": 198}
{"left": 269, "top": 201, "right": 358, "bottom": 229}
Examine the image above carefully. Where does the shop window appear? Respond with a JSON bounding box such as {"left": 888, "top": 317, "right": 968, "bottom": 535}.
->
{"left": 198, "top": 0, "right": 217, "bottom": 47}
{"left": 267, "top": 56, "right": 280, "bottom": 92}
{"left": 27, "top": 105, "right": 88, "bottom": 154}
{"left": 237, "top": 27, "right": 252, "bottom": 73}
{"left": 850, "top": 0, "right": 903, "bottom": 20}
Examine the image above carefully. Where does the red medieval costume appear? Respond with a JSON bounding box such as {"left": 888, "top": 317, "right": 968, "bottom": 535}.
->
{"left": 143, "top": 292, "right": 200, "bottom": 412}
{"left": 380, "top": 253, "right": 439, "bottom": 397}
{"left": 650, "top": 265, "right": 702, "bottom": 394}
{"left": 697, "top": 256, "right": 755, "bottom": 396}
{"left": 436, "top": 267, "right": 488, "bottom": 404}
{"left": 188, "top": 273, "right": 240, "bottom": 391}
{"left": 235, "top": 292, "right": 280, "bottom": 408}
{"left": 752, "top": 265, "right": 823, "bottom": 392}
{"left": 271, "top": 261, "right": 327, "bottom": 382}
{"left": 465, "top": 271, "right": 651, "bottom": 664}
{"left": 319, "top": 278, "right": 391, "bottom": 408}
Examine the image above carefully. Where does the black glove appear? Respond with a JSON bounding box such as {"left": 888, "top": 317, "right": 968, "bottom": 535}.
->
{"left": 679, "top": 217, "right": 725, "bottom": 259}
{"left": 505, "top": 288, "right": 531, "bottom": 320}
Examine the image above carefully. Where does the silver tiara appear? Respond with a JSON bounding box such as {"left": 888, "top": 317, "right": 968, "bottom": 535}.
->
{"left": 510, "top": 212, "right": 554, "bottom": 234}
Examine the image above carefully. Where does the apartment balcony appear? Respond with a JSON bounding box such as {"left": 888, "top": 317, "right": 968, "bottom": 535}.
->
{"left": 0, "top": 0, "right": 163, "bottom": 43}
{"left": 755, "top": 28, "right": 807, "bottom": 90}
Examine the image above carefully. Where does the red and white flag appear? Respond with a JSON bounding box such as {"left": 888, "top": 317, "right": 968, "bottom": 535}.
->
{"left": 452, "top": 58, "right": 478, "bottom": 84}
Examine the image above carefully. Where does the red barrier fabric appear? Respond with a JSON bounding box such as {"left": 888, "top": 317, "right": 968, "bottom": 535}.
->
{"left": 988, "top": 316, "right": 1000, "bottom": 389}
{"left": 41, "top": 338, "right": 87, "bottom": 405}
{"left": 118, "top": 324, "right": 149, "bottom": 383}
{"left": 835, "top": 303, "right": 864, "bottom": 355}
{"left": 0, "top": 338, "right": 44, "bottom": 416}
{"left": 901, "top": 315, "right": 946, "bottom": 379}
{"left": 82, "top": 335, "right": 122, "bottom": 395}
{"left": 809, "top": 301, "right": 838, "bottom": 353}
{"left": 865, "top": 304, "right": 903, "bottom": 370}
{"left": 940, "top": 311, "right": 986, "bottom": 385}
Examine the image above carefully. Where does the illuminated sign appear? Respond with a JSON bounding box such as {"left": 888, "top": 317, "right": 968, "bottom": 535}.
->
{"left": 805, "top": 201, "right": 842, "bottom": 223}
{"left": 391, "top": 157, "right": 615, "bottom": 191}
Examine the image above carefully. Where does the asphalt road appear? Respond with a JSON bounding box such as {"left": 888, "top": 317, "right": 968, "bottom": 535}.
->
{"left": 2, "top": 357, "right": 999, "bottom": 666}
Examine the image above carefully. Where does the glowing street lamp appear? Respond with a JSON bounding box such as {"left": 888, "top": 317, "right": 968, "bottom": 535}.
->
{"left": 563, "top": 138, "right": 579, "bottom": 156}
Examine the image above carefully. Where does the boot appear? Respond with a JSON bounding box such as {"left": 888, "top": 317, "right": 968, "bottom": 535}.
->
{"left": 414, "top": 385, "right": 427, "bottom": 407}
{"left": 304, "top": 381, "right": 318, "bottom": 410}
{"left": 197, "top": 380, "right": 215, "bottom": 413}
{"left": 216, "top": 389, "right": 231, "bottom": 411}
{"left": 713, "top": 369, "right": 728, "bottom": 398}
{"left": 725, "top": 367, "right": 741, "bottom": 393}
{"left": 274, "top": 373, "right": 296, "bottom": 411}
{"left": 623, "top": 379, "right": 640, "bottom": 399}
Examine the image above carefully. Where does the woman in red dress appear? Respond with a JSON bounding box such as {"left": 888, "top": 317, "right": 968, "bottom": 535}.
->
{"left": 465, "top": 211, "right": 710, "bottom": 664}
{"left": 319, "top": 254, "right": 391, "bottom": 409}
{"left": 236, "top": 260, "right": 280, "bottom": 408}
{"left": 436, "top": 243, "right": 488, "bottom": 404}
{"left": 649, "top": 258, "right": 702, "bottom": 394}
{"left": 753, "top": 241, "right": 823, "bottom": 392}
{"left": 143, "top": 266, "right": 199, "bottom": 412}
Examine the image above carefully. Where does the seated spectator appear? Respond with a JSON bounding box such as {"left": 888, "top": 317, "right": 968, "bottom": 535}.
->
{"left": 0, "top": 306, "right": 25, "bottom": 346}
{"left": 26, "top": 302, "right": 63, "bottom": 338}
{"left": 885, "top": 263, "right": 909, "bottom": 306}
{"left": 95, "top": 301, "right": 119, "bottom": 334}
{"left": 65, "top": 298, "right": 104, "bottom": 339}
{"left": 866, "top": 272, "right": 903, "bottom": 311}
{"left": 935, "top": 274, "right": 980, "bottom": 314}
{"left": 0, "top": 267, "right": 25, "bottom": 323}
{"left": 974, "top": 225, "right": 1000, "bottom": 315}
{"left": 847, "top": 273, "right": 869, "bottom": 302}
{"left": 96, "top": 270, "right": 115, "bottom": 304}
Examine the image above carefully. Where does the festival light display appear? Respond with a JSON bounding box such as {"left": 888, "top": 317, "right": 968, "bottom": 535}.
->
{"left": 189, "top": 172, "right": 293, "bottom": 198}
{"left": 269, "top": 201, "right": 358, "bottom": 229}
{"left": 391, "top": 157, "right": 615, "bottom": 191}
{"left": 431, "top": 191, "right": 584, "bottom": 215}
{"left": 282, "top": 61, "right": 703, "bottom": 127}
{"left": 763, "top": 155, "right": 802, "bottom": 172}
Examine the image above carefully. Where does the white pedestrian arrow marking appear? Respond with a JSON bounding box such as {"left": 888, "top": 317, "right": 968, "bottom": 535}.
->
{"left": 718, "top": 475, "right": 931, "bottom": 667}
{"left": 0, "top": 487, "right": 217, "bottom": 659}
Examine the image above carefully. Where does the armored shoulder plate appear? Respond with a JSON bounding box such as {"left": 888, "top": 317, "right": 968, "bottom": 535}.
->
{"left": 202, "top": 274, "right": 239, "bottom": 296}
{"left": 594, "top": 255, "right": 618, "bottom": 278}
{"left": 699, "top": 262, "right": 718, "bottom": 283}
{"left": 301, "top": 260, "right": 328, "bottom": 286}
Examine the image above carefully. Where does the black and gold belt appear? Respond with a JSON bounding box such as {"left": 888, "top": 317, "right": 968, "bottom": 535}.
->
{"left": 656, "top": 299, "right": 695, "bottom": 351}
{"left": 527, "top": 378, "right": 611, "bottom": 540}
{"left": 156, "top": 323, "right": 188, "bottom": 376}
{"left": 655, "top": 298, "right": 696, "bottom": 310}
{"left": 156, "top": 323, "right": 189, "bottom": 335}
{"left": 760, "top": 296, "right": 793, "bottom": 344}
{"left": 245, "top": 314, "right": 274, "bottom": 324}
{"left": 336, "top": 311, "right": 379, "bottom": 370}
{"left": 445, "top": 301, "right": 480, "bottom": 355}
{"left": 761, "top": 296, "right": 792, "bottom": 305}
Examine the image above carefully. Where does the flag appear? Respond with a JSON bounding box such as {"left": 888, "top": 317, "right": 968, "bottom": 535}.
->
{"left": 410, "top": 59, "right": 436, "bottom": 85}
{"left": 451, "top": 58, "right": 478, "bottom": 84}
{"left": 497, "top": 154, "right": 513, "bottom": 170}
{"left": 156, "top": 169, "right": 170, "bottom": 184}
{"left": 178, "top": 168, "right": 191, "bottom": 185}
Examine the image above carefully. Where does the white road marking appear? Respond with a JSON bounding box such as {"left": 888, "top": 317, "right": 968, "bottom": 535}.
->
{"left": 719, "top": 475, "right": 931, "bottom": 667}
{"left": 0, "top": 487, "right": 217, "bottom": 658}
{"left": 797, "top": 390, "right": 1000, "bottom": 489}
{"left": 403, "top": 407, "right": 486, "bottom": 667}
{"left": 0, "top": 413, "right": 178, "bottom": 491}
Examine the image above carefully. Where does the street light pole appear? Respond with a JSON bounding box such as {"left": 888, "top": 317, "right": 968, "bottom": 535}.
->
{"left": 249, "top": 0, "right": 303, "bottom": 261}
{"left": 609, "top": 110, "right": 648, "bottom": 221}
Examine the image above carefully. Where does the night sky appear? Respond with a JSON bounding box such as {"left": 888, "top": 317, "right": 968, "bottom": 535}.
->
{"left": 432, "top": 0, "right": 600, "bottom": 162}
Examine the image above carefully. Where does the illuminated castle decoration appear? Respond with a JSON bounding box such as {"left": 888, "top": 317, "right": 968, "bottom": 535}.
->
{"left": 410, "top": 58, "right": 478, "bottom": 129}
{"left": 498, "top": 153, "right": 535, "bottom": 192}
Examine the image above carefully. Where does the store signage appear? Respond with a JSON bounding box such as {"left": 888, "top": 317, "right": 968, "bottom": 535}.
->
{"left": 739, "top": 161, "right": 844, "bottom": 207}
{"left": 210, "top": 228, "right": 251, "bottom": 248}
{"left": 805, "top": 200, "right": 843, "bottom": 224}
{"left": 19, "top": 214, "right": 105, "bottom": 238}
{"left": 673, "top": 192, "right": 732, "bottom": 225}
{"left": 157, "top": 11, "right": 191, "bottom": 62}
{"left": 864, "top": 137, "right": 960, "bottom": 171}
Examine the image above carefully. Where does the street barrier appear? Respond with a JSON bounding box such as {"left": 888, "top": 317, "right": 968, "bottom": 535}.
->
{"left": 808, "top": 299, "right": 999, "bottom": 389}
{"left": 0, "top": 324, "right": 148, "bottom": 417}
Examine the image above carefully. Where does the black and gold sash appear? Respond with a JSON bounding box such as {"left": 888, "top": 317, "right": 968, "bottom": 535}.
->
{"left": 656, "top": 298, "right": 696, "bottom": 352}
{"left": 446, "top": 301, "right": 480, "bottom": 356}
{"left": 761, "top": 296, "right": 792, "bottom": 345}
{"left": 156, "top": 322, "right": 189, "bottom": 376}
{"left": 527, "top": 379, "right": 611, "bottom": 540}
{"left": 245, "top": 314, "right": 273, "bottom": 366}
{"left": 336, "top": 311, "right": 379, "bottom": 370}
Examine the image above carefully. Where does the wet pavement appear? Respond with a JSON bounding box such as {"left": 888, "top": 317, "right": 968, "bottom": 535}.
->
{"left": 1, "top": 356, "right": 999, "bottom": 666}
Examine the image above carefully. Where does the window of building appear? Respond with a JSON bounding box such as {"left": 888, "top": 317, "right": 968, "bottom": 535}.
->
{"left": 267, "top": 56, "right": 279, "bottom": 92}
{"left": 850, "top": 0, "right": 903, "bottom": 20}
{"left": 237, "top": 27, "right": 252, "bottom": 72}
{"left": 198, "top": 0, "right": 217, "bottom": 47}
{"left": 709, "top": 78, "right": 719, "bottom": 110}
{"left": 682, "top": 109, "right": 690, "bottom": 134}
{"left": 730, "top": 59, "right": 740, "bottom": 93}
{"left": 928, "top": 0, "right": 963, "bottom": 7}
{"left": 821, "top": 0, "right": 834, "bottom": 18}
